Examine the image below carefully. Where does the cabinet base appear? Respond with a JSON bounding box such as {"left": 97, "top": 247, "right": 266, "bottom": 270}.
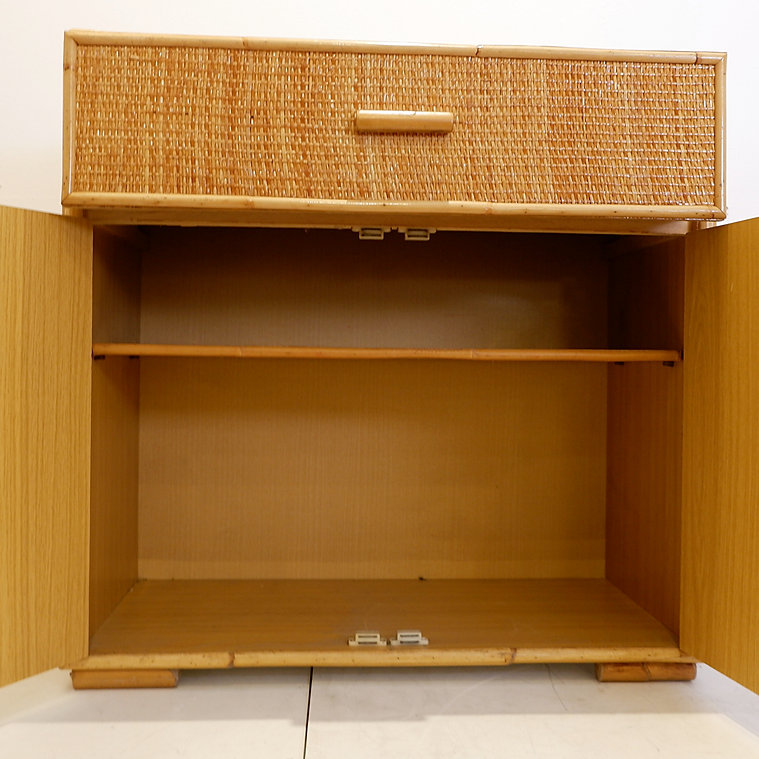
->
{"left": 69, "top": 663, "right": 698, "bottom": 689}
{"left": 70, "top": 669, "right": 180, "bottom": 689}
{"left": 595, "top": 662, "right": 697, "bottom": 682}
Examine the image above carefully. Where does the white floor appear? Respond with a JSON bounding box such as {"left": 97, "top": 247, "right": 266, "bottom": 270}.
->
{"left": 2, "top": 665, "right": 759, "bottom": 758}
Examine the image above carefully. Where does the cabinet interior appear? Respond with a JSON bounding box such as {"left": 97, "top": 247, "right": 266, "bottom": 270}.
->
{"left": 88, "top": 226, "right": 684, "bottom": 666}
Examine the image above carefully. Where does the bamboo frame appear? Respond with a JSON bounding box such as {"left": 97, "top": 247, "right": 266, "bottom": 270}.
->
{"left": 61, "top": 34, "right": 77, "bottom": 202}
{"left": 81, "top": 209, "right": 696, "bottom": 235}
{"left": 714, "top": 55, "right": 727, "bottom": 213}
{"left": 64, "top": 194, "right": 725, "bottom": 221}
{"left": 72, "top": 648, "right": 690, "bottom": 669}
{"left": 92, "top": 344, "right": 682, "bottom": 363}
{"left": 65, "top": 31, "right": 716, "bottom": 64}
{"left": 63, "top": 34, "right": 726, "bottom": 224}
{"left": 475, "top": 46, "right": 707, "bottom": 63}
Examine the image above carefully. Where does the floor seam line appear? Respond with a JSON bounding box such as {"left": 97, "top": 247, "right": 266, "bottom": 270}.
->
{"left": 302, "top": 667, "right": 314, "bottom": 759}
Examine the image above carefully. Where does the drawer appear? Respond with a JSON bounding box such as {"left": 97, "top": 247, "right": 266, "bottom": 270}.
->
{"left": 63, "top": 33, "right": 725, "bottom": 229}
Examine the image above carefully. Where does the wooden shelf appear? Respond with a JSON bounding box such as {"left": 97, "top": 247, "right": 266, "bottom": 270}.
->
{"left": 75, "top": 579, "right": 685, "bottom": 669}
{"left": 92, "top": 343, "right": 682, "bottom": 363}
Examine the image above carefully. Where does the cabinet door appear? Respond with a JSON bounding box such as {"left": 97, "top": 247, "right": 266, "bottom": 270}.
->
{"left": 682, "top": 217, "right": 759, "bottom": 693}
{"left": 0, "top": 206, "right": 92, "bottom": 686}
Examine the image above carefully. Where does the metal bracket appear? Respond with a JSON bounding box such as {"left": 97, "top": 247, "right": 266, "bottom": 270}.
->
{"left": 352, "top": 227, "right": 391, "bottom": 241}
{"left": 389, "top": 630, "right": 429, "bottom": 646}
{"left": 399, "top": 228, "right": 435, "bottom": 242}
{"left": 348, "top": 631, "right": 387, "bottom": 647}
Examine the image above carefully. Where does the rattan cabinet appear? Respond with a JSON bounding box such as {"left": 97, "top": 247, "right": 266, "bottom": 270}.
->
{"left": 2, "top": 32, "right": 758, "bottom": 693}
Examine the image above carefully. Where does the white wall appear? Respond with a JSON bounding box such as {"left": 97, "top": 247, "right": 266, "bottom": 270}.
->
{"left": 1, "top": 0, "right": 756, "bottom": 221}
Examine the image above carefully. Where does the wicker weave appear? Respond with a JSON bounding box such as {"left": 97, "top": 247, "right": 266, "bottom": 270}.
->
{"left": 72, "top": 45, "right": 717, "bottom": 205}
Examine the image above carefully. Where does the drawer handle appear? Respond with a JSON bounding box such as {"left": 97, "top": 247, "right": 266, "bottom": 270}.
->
{"left": 355, "top": 109, "right": 454, "bottom": 134}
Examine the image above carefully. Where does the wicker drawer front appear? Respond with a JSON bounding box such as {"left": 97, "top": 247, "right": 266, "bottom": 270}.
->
{"left": 68, "top": 39, "right": 721, "bottom": 211}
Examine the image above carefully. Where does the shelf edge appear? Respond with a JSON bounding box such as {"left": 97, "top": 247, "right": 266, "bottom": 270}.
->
{"left": 92, "top": 344, "right": 683, "bottom": 363}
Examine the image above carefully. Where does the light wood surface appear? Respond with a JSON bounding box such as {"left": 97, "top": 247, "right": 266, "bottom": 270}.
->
{"left": 76, "top": 579, "right": 683, "bottom": 669}
{"left": 137, "top": 228, "right": 609, "bottom": 350}
{"left": 606, "top": 239, "right": 684, "bottom": 635}
{"left": 355, "top": 110, "right": 454, "bottom": 134}
{"left": 682, "top": 217, "right": 759, "bottom": 694}
{"left": 71, "top": 669, "right": 179, "bottom": 689}
{"left": 66, "top": 31, "right": 716, "bottom": 63}
{"left": 595, "top": 662, "right": 696, "bottom": 682}
{"left": 137, "top": 359, "right": 607, "bottom": 580}
{"left": 0, "top": 206, "right": 92, "bottom": 686}
{"left": 93, "top": 344, "right": 681, "bottom": 363}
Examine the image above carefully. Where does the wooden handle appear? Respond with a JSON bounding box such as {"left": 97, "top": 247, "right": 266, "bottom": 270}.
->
{"left": 355, "top": 110, "right": 454, "bottom": 134}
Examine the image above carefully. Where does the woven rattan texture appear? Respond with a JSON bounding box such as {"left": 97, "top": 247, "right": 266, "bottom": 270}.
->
{"left": 73, "top": 46, "right": 717, "bottom": 205}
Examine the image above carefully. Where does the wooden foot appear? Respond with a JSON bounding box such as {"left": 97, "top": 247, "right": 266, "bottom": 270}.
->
{"left": 595, "top": 662, "right": 697, "bottom": 682}
{"left": 71, "top": 669, "right": 180, "bottom": 689}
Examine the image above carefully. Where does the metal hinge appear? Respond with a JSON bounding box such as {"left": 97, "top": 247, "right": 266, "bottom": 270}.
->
{"left": 348, "top": 631, "right": 387, "bottom": 647}
{"left": 352, "top": 227, "right": 435, "bottom": 241}
{"left": 389, "top": 630, "right": 429, "bottom": 646}
{"left": 399, "top": 228, "right": 435, "bottom": 242}
{"left": 352, "top": 227, "right": 391, "bottom": 241}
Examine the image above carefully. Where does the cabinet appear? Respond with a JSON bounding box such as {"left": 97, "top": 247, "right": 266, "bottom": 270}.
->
{"left": 2, "top": 32, "right": 757, "bottom": 693}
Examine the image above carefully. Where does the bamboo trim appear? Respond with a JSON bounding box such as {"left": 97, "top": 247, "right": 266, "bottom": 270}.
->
{"left": 81, "top": 208, "right": 694, "bottom": 236}
{"left": 70, "top": 647, "right": 687, "bottom": 670}
{"left": 92, "top": 344, "right": 682, "bottom": 363}
{"left": 63, "top": 193, "right": 726, "bottom": 221}
{"left": 355, "top": 110, "right": 454, "bottom": 134}
{"left": 696, "top": 53, "right": 726, "bottom": 64}
{"left": 66, "top": 30, "right": 479, "bottom": 56}
{"left": 714, "top": 55, "right": 727, "bottom": 213}
{"left": 65, "top": 31, "right": 714, "bottom": 64}
{"left": 62, "top": 34, "right": 78, "bottom": 202}
{"left": 476, "top": 46, "right": 701, "bottom": 63}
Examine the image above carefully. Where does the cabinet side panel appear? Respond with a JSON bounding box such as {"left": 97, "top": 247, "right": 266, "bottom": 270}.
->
{"left": 0, "top": 207, "right": 91, "bottom": 685}
{"left": 606, "top": 239, "right": 684, "bottom": 634}
{"left": 89, "top": 229, "right": 141, "bottom": 635}
{"left": 682, "top": 219, "right": 759, "bottom": 693}
{"left": 90, "top": 358, "right": 139, "bottom": 634}
{"left": 92, "top": 228, "right": 142, "bottom": 344}
{"left": 606, "top": 364, "right": 682, "bottom": 633}
{"left": 608, "top": 238, "right": 684, "bottom": 350}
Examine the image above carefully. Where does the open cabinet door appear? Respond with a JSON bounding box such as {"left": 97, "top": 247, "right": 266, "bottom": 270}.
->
{"left": 0, "top": 206, "right": 92, "bottom": 686}
{"left": 682, "top": 217, "right": 759, "bottom": 693}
